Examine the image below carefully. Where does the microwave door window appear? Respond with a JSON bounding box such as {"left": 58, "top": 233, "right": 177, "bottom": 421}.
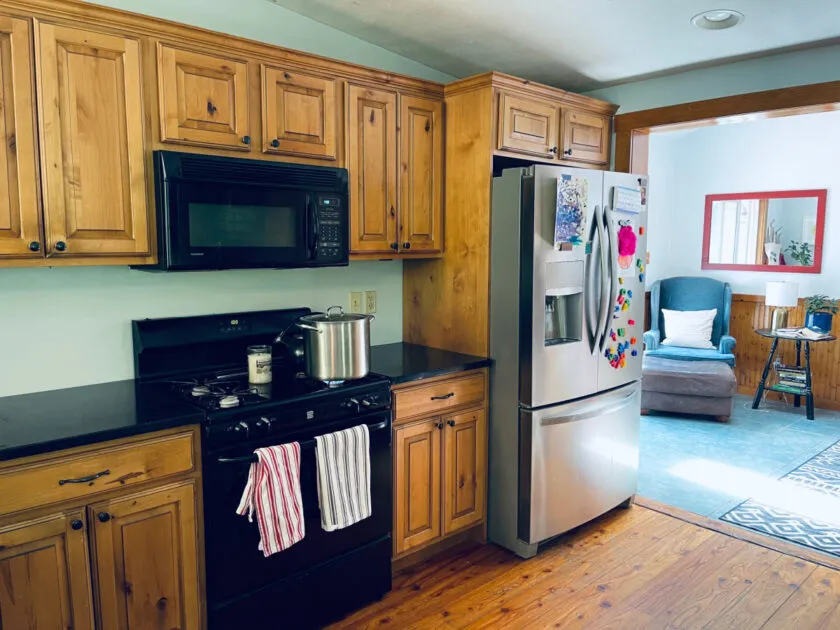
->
{"left": 188, "top": 203, "right": 297, "bottom": 248}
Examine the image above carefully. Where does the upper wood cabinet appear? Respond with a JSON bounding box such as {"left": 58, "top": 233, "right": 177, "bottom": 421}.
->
{"left": 442, "top": 408, "right": 486, "bottom": 535}
{"left": 0, "top": 15, "right": 41, "bottom": 259}
{"left": 90, "top": 482, "right": 201, "bottom": 630}
{"left": 0, "top": 511, "right": 94, "bottom": 630}
{"left": 262, "top": 66, "right": 338, "bottom": 160}
{"left": 563, "top": 109, "right": 609, "bottom": 164}
{"left": 498, "top": 92, "right": 559, "bottom": 158}
{"left": 158, "top": 43, "right": 250, "bottom": 150}
{"left": 36, "top": 22, "right": 150, "bottom": 257}
{"left": 399, "top": 95, "right": 443, "bottom": 254}
{"left": 347, "top": 85, "right": 398, "bottom": 254}
{"left": 394, "top": 418, "right": 441, "bottom": 555}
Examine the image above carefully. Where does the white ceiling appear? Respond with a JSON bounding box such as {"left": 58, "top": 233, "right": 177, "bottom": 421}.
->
{"left": 266, "top": 0, "right": 840, "bottom": 91}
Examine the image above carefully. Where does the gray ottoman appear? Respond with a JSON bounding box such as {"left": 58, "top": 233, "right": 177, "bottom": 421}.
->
{"left": 641, "top": 355, "right": 737, "bottom": 422}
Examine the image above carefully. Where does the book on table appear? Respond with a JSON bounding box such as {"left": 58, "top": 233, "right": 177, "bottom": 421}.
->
{"left": 773, "top": 327, "right": 832, "bottom": 340}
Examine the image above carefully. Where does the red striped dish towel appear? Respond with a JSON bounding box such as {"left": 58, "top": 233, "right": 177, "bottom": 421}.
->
{"left": 315, "top": 424, "right": 371, "bottom": 532}
{"left": 236, "top": 444, "right": 305, "bottom": 556}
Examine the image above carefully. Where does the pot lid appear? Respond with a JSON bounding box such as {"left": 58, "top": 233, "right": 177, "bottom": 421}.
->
{"left": 301, "top": 305, "right": 370, "bottom": 323}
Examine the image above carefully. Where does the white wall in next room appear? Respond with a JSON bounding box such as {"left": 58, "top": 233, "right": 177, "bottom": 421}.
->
{"left": 646, "top": 109, "right": 840, "bottom": 296}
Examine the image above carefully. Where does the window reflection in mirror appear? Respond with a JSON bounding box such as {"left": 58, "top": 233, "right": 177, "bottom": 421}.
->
{"left": 702, "top": 190, "right": 826, "bottom": 273}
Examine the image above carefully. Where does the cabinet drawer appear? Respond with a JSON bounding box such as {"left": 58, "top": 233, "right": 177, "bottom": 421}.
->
{"left": 395, "top": 372, "right": 485, "bottom": 422}
{"left": 0, "top": 431, "right": 196, "bottom": 516}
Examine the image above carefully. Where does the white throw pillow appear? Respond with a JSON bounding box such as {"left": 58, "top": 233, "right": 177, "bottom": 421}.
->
{"left": 661, "top": 308, "right": 717, "bottom": 349}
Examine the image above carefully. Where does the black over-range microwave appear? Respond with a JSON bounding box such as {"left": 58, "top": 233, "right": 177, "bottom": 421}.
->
{"left": 135, "top": 151, "right": 349, "bottom": 271}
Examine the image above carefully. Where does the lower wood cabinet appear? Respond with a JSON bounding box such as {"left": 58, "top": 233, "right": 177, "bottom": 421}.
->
{"left": 0, "top": 427, "right": 203, "bottom": 630}
{"left": 392, "top": 369, "right": 488, "bottom": 560}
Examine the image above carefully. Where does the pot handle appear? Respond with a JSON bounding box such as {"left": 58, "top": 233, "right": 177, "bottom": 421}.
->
{"left": 297, "top": 322, "right": 323, "bottom": 333}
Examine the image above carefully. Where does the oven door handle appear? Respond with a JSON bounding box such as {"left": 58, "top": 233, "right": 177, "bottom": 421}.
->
{"left": 215, "top": 419, "right": 390, "bottom": 464}
{"left": 306, "top": 194, "right": 319, "bottom": 260}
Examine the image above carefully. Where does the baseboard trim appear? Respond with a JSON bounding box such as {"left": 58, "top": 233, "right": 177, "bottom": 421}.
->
{"left": 635, "top": 495, "right": 840, "bottom": 571}
{"left": 392, "top": 523, "right": 485, "bottom": 575}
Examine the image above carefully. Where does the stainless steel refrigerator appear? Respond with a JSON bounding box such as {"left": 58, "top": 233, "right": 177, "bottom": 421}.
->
{"left": 489, "top": 165, "right": 648, "bottom": 558}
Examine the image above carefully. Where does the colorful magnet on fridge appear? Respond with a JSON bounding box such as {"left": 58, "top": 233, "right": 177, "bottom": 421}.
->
{"left": 617, "top": 295, "right": 624, "bottom": 305}
{"left": 618, "top": 328, "right": 625, "bottom": 337}
{"left": 639, "top": 273, "right": 645, "bottom": 282}
{"left": 636, "top": 258, "right": 642, "bottom": 268}
{"left": 639, "top": 226, "right": 645, "bottom": 235}
{"left": 631, "top": 350, "right": 638, "bottom": 357}
{"left": 619, "top": 278, "right": 624, "bottom": 285}
{"left": 628, "top": 290, "right": 634, "bottom": 298}
{"left": 628, "top": 319, "right": 636, "bottom": 326}
{"left": 620, "top": 288, "right": 626, "bottom": 295}
{"left": 630, "top": 336, "right": 637, "bottom": 345}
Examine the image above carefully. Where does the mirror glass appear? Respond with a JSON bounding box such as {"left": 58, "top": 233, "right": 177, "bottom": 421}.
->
{"left": 703, "top": 190, "right": 826, "bottom": 272}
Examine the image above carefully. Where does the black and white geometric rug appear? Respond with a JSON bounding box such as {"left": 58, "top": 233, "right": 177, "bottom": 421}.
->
{"left": 721, "top": 440, "right": 840, "bottom": 556}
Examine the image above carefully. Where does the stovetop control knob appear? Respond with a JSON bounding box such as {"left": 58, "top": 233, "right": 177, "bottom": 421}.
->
{"left": 344, "top": 397, "right": 361, "bottom": 412}
{"left": 360, "top": 396, "right": 374, "bottom": 408}
{"left": 255, "top": 417, "right": 273, "bottom": 431}
{"left": 229, "top": 421, "right": 250, "bottom": 438}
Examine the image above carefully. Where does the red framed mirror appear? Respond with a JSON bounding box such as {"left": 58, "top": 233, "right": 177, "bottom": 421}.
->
{"left": 701, "top": 189, "right": 827, "bottom": 273}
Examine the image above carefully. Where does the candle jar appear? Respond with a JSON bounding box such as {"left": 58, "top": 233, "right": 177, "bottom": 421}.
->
{"left": 247, "top": 345, "right": 272, "bottom": 384}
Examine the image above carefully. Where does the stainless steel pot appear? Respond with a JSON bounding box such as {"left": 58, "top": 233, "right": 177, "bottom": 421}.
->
{"left": 298, "top": 306, "right": 373, "bottom": 382}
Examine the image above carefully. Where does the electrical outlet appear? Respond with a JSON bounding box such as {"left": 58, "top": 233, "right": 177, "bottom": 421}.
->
{"left": 364, "top": 290, "right": 377, "bottom": 314}
{"left": 349, "top": 292, "right": 363, "bottom": 313}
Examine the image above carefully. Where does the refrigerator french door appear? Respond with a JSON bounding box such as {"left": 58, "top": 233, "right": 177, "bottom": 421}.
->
{"left": 489, "top": 165, "right": 648, "bottom": 558}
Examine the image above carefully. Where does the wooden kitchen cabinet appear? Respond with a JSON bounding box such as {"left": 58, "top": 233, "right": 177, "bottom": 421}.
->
{"left": 0, "top": 511, "right": 94, "bottom": 630}
{"left": 392, "top": 369, "right": 488, "bottom": 562}
{"left": 399, "top": 95, "right": 443, "bottom": 254}
{"left": 562, "top": 108, "right": 610, "bottom": 165}
{"left": 394, "top": 418, "right": 441, "bottom": 554}
{"left": 0, "top": 15, "right": 41, "bottom": 259}
{"left": 347, "top": 85, "right": 398, "bottom": 254}
{"left": 90, "top": 481, "right": 201, "bottom": 630}
{"left": 157, "top": 43, "right": 250, "bottom": 150}
{"left": 442, "top": 408, "right": 486, "bottom": 535}
{"left": 36, "top": 22, "right": 150, "bottom": 257}
{"left": 262, "top": 65, "right": 338, "bottom": 160}
{"left": 0, "top": 426, "right": 203, "bottom": 630}
{"left": 497, "top": 91, "right": 559, "bottom": 158}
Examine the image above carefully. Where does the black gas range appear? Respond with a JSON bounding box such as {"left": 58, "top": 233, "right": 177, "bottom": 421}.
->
{"left": 133, "top": 308, "right": 392, "bottom": 629}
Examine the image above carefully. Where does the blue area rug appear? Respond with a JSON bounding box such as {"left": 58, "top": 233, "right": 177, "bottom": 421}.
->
{"left": 721, "top": 440, "right": 840, "bottom": 556}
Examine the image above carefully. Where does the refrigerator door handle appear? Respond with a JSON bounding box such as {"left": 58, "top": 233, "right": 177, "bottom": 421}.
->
{"left": 540, "top": 389, "right": 637, "bottom": 427}
{"left": 599, "top": 205, "right": 619, "bottom": 352}
{"left": 596, "top": 205, "right": 611, "bottom": 352}
{"left": 585, "top": 205, "right": 601, "bottom": 352}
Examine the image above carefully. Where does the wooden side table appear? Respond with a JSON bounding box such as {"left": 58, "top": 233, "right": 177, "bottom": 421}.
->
{"left": 751, "top": 328, "right": 836, "bottom": 420}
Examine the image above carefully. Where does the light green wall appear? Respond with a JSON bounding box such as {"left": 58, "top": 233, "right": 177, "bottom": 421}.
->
{"left": 585, "top": 44, "right": 840, "bottom": 113}
{"left": 88, "top": 0, "right": 455, "bottom": 82}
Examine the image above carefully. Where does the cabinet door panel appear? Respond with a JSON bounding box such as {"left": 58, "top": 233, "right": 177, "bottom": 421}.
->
{"left": 394, "top": 418, "right": 441, "bottom": 554}
{"left": 443, "top": 408, "right": 486, "bottom": 535}
{"left": 563, "top": 109, "right": 609, "bottom": 165}
{"left": 0, "top": 16, "right": 41, "bottom": 258}
{"left": 262, "top": 66, "right": 337, "bottom": 159}
{"left": 90, "top": 482, "right": 201, "bottom": 630}
{"left": 347, "top": 85, "right": 397, "bottom": 254}
{"left": 36, "top": 22, "right": 149, "bottom": 256}
{"left": 498, "top": 92, "right": 559, "bottom": 158}
{"left": 0, "top": 511, "right": 94, "bottom": 630}
{"left": 158, "top": 43, "right": 249, "bottom": 149}
{"left": 400, "top": 95, "right": 443, "bottom": 254}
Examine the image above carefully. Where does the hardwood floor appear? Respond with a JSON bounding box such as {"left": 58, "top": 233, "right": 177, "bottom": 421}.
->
{"left": 330, "top": 506, "right": 840, "bottom": 629}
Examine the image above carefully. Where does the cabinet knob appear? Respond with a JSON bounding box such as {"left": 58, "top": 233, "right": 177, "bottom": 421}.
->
{"left": 564, "top": 148, "right": 573, "bottom": 156}
{"left": 28, "top": 241, "right": 40, "bottom": 252}
{"left": 97, "top": 512, "right": 111, "bottom": 523}
{"left": 71, "top": 519, "right": 84, "bottom": 531}
{"left": 54, "top": 241, "right": 67, "bottom": 252}
{"left": 434, "top": 422, "right": 443, "bottom": 430}
{"left": 549, "top": 146, "right": 558, "bottom": 154}
{"left": 403, "top": 242, "right": 411, "bottom": 250}
{"left": 206, "top": 101, "right": 217, "bottom": 115}
{"left": 447, "top": 419, "right": 456, "bottom": 427}
{"left": 271, "top": 139, "right": 280, "bottom": 148}
{"left": 390, "top": 243, "right": 399, "bottom": 251}
{"left": 241, "top": 136, "right": 251, "bottom": 145}
{"left": 284, "top": 72, "right": 292, "bottom": 80}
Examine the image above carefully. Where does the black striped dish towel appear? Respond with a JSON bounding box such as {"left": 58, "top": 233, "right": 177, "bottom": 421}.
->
{"left": 314, "top": 424, "right": 371, "bottom": 532}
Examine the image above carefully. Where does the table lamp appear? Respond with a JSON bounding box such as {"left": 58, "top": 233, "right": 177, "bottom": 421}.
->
{"left": 765, "top": 281, "right": 798, "bottom": 331}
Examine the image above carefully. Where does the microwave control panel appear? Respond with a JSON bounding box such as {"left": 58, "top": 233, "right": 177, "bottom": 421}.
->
{"left": 316, "top": 195, "right": 346, "bottom": 261}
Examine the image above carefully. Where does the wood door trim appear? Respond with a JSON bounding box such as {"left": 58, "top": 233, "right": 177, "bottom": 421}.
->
{"left": 614, "top": 81, "right": 840, "bottom": 174}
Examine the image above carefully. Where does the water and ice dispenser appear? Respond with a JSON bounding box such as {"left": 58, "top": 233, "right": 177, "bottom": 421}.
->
{"left": 543, "top": 261, "right": 583, "bottom": 346}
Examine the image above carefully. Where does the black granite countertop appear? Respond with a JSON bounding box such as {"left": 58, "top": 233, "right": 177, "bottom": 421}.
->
{"left": 0, "top": 380, "right": 204, "bottom": 462}
{"left": 370, "top": 342, "right": 492, "bottom": 385}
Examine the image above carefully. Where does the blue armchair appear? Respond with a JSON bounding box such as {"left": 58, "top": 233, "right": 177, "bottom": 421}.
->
{"left": 644, "top": 277, "right": 736, "bottom": 366}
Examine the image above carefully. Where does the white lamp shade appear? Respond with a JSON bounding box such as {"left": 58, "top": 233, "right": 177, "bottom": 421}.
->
{"left": 765, "top": 281, "right": 798, "bottom": 308}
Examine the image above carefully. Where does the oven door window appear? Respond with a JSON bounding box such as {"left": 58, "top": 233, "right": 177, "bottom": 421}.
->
{"left": 170, "top": 182, "right": 309, "bottom": 268}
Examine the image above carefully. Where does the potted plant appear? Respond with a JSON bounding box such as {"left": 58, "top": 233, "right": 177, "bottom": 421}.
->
{"left": 804, "top": 295, "right": 838, "bottom": 333}
{"left": 785, "top": 241, "right": 813, "bottom": 266}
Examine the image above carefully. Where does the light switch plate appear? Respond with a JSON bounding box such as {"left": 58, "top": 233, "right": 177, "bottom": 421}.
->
{"left": 349, "top": 292, "right": 363, "bottom": 313}
{"left": 364, "top": 290, "right": 377, "bottom": 314}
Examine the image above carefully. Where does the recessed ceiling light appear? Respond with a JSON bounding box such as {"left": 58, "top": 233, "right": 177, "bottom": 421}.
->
{"left": 691, "top": 9, "right": 744, "bottom": 30}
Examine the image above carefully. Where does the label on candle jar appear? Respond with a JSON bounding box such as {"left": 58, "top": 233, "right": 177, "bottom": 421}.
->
{"left": 248, "top": 352, "right": 272, "bottom": 384}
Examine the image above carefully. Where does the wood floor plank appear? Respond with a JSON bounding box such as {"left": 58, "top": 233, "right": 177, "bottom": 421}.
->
{"left": 761, "top": 565, "right": 840, "bottom": 630}
{"left": 706, "top": 554, "right": 817, "bottom": 630}
{"left": 327, "top": 506, "right": 840, "bottom": 630}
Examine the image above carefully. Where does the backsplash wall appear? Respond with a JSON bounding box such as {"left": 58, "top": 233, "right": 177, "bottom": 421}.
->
{"left": 0, "top": 262, "right": 402, "bottom": 397}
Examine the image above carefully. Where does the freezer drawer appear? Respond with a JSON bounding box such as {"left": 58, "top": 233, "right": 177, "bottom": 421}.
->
{"left": 520, "top": 382, "right": 640, "bottom": 545}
